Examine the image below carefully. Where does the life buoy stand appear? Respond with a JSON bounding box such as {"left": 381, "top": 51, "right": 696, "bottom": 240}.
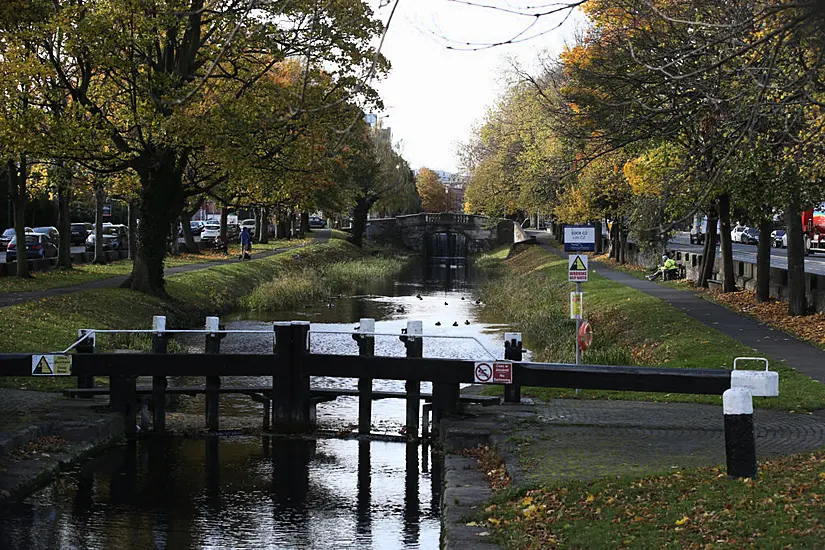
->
{"left": 577, "top": 321, "right": 593, "bottom": 352}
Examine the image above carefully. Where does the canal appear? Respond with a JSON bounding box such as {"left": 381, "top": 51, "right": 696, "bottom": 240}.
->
{"left": 0, "top": 257, "right": 523, "bottom": 549}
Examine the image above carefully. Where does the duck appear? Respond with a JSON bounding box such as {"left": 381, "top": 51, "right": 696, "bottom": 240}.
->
{"left": 396, "top": 306, "right": 405, "bottom": 313}
{"left": 444, "top": 301, "right": 449, "bottom": 306}
{"left": 353, "top": 326, "right": 360, "bottom": 331}
{"left": 416, "top": 293, "right": 422, "bottom": 300}
{"left": 452, "top": 321, "right": 459, "bottom": 327}
{"left": 474, "top": 300, "right": 481, "bottom": 305}
{"left": 435, "top": 321, "right": 441, "bottom": 326}
{"left": 464, "top": 320, "right": 470, "bottom": 325}
{"left": 461, "top": 297, "right": 465, "bottom": 300}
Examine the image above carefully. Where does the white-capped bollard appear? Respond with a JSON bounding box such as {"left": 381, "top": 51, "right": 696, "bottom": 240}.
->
{"left": 152, "top": 315, "right": 166, "bottom": 335}
{"left": 723, "top": 387, "right": 757, "bottom": 479}
{"left": 730, "top": 357, "right": 778, "bottom": 397}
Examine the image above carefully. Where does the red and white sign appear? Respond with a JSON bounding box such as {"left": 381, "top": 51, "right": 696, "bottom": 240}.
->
{"left": 474, "top": 361, "right": 513, "bottom": 384}
{"left": 493, "top": 362, "right": 513, "bottom": 384}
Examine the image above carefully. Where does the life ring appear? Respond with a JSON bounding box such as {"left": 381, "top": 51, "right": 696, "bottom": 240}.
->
{"left": 577, "top": 321, "right": 593, "bottom": 352}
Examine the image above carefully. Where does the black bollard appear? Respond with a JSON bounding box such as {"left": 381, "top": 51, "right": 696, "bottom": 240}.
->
{"left": 151, "top": 316, "right": 169, "bottom": 433}
{"left": 400, "top": 320, "right": 423, "bottom": 439}
{"left": 75, "top": 329, "right": 95, "bottom": 395}
{"left": 724, "top": 387, "right": 758, "bottom": 479}
{"left": 205, "top": 316, "right": 222, "bottom": 432}
{"left": 503, "top": 332, "right": 523, "bottom": 403}
{"left": 353, "top": 318, "right": 375, "bottom": 435}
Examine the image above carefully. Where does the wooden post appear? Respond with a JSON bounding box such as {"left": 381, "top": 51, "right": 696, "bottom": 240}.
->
{"left": 421, "top": 403, "right": 431, "bottom": 440}
{"left": 272, "top": 322, "right": 312, "bottom": 432}
{"left": 75, "top": 329, "right": 95, "bottom": 395}
{"left": 400, "top": 320, "right": 422, "bottom": 439}
{"left": 151, "top": 316, "right": 168, "bottom": 433}
{"left": 353, "top": 318, "right": 375, "bottom": 435}
{"left": 271, "top": 322, "right": 290, "bottom": 431}
{"left": 503, "top": 332, "right": 523, "bottom": 403}
{"left": 123, "top": 374, "right": 138, "bottom": 440}
{"left": 205, "top": 316, "right": 221, "bottom": 432}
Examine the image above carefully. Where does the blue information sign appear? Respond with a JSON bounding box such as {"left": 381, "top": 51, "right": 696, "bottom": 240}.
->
{"left": 563, "top": 224, "right": 596, "bottom": 252}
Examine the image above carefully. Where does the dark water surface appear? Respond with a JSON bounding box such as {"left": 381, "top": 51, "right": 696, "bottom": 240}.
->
{"left": 1, "top": 259, "right": 525, "bottom": 549}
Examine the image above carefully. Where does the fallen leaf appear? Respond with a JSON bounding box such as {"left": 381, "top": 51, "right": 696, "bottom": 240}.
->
{"left": 675, "top": 515, "right": 690, "bottom": 526}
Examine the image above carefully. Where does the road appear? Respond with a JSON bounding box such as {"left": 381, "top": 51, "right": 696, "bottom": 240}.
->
{"left": 669, "top": 233, "right": 825, "bottom": 276}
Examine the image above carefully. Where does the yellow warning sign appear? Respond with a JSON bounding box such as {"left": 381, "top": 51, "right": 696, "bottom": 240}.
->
{"left": 31, "top": 355, "right": 72, "bottom": 376}
{"left": 568, "top": 254, "right": 589, "bottom": 282}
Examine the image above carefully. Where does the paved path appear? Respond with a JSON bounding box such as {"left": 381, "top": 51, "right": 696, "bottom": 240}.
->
{"left": 448, "top": 399, "right": 825, "bottom": 487}
{"left": 0, "top": 231, "right": 330, "bottom": 309}
{"left": 530, "top": 231, "right": 825, "bottom": 385}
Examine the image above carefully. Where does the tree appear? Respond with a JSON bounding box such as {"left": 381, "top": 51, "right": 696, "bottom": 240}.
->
{"left": 416, "top": 168, "right": 451, "bottom": 213}
{"left": 34, "top": 0, "right": 384, "bottom": 296}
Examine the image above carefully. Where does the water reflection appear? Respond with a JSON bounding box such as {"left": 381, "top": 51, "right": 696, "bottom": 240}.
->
{"left": 0, "top": 437, "right": 441, "bottom": 550}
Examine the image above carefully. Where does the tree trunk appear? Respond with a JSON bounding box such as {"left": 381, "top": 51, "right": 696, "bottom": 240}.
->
{"left": 618, "top": 221, "right": 627, "bottom": 264}
{"left": 756, "top": 217, "right": 772, "bottom": 302}
{"left": 609, "top": 222, "right": 618, "bottom": 259}
{"left": 169, "top": 220, "right": 180, "bottom": 256}
{"left": 124, "top": 150, "right": 186, "bottom": 296}
{"left": 259, "top": 207, "right": 269, "bottom": 244}
{"left": 8, "top": 158, "right": 30, "bottom": 278}
{"left": 301, "top": 212, "right": 310, "bottom": 234}
{"left": 93, "top": 185, "right": 106, "bottom": 264}
{"left": 55, "top": 163, "right": 72, "bottom": 269}
{"left": 718, "top": 193, "right": 736, "bottom": 292}
{"left": 219, "top": 204, "right": 228, "bottom": 244}
{"left": 180, "top": 213, "right": 196, "bottom": 253}
{"left": 128, "top": 201, "right": 138, "bottom": 260}
{"left": 698, "top": 211, "right": 719, "bottom": 288}
{"left": 351, "top": 198, "right": 373, "bottom": 248}
{"left": 786, "top": 196, "right": 807, "bottom": 315}
{"left": 594, "top": 220, "right": 603, "bottom": 254}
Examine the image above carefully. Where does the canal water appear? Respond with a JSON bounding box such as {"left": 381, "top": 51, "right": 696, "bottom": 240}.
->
{"left": 1, "top": 258, "right": 524, "bottom": 550}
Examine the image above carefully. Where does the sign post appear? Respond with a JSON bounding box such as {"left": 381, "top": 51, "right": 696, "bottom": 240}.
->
{"left": 565, "top": 225, "right": 594, "bottom": 379}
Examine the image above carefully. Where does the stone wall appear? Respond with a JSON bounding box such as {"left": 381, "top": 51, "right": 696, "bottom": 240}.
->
{"left": 604, "top": 236, "right": 825, "bottom": 314}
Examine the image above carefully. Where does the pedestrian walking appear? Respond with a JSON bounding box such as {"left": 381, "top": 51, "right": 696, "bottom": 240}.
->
{"left": 239, "top": 227, "right": 252, "bottom": 260}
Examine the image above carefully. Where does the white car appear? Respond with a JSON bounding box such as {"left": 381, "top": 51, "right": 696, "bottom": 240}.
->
{"left": 240, "top": 219, "right": 256, "bottom": 234}
{"left": 731, "top": 226, "right": 747, "bottom": 243}
{"left": 200, "top": 222, "right": 222, "bottom": 242}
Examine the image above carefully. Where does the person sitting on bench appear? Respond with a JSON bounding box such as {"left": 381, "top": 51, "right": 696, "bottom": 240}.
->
{"left": 647, "top": 252, "right": 678, "bottom": 281}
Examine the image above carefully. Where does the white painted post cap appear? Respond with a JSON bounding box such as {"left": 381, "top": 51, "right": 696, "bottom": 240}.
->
{"left": 723, "top": 387, "right": 753, "bottom": 415}
{"left": 205, "top": 316, "right": 219, "bottom": 333}
{"left": 153, "top": 316, "right": 166, "bottom": 333}
{"left": 78, "top": 329, "right": 96, "bottom": 346}
{"left": 359, "top": 318, "right": 375, "bottom": 334}
{"left": 504, "top": 332, "right": 522, "bottom": 345}
{"left": 407, "top": 320, "right": 423, "bottom": 336}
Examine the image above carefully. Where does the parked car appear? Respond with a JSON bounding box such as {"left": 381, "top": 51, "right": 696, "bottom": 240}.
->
{"left": 7, "top": 233, "right": 58, "bottom": 262}
{"left": 240, "top": 218, "right": 256, "bottom": 232}
{"left": 200, "top": 222, "right": 222, "bottom": 242}
{"left": 731, "top": 225, "right": 758, "bottom": 244}
{"left": 771, "top": 229, "right": 786, "bottom": 248}
{"left": 741, "top": 227, "right": 759, "bottom": 244}
{"left": 0, "top": 227, "right": 34, "bottom": 251}
{"left": 308, "top": 216, "right": 326, "bottom": 229}
{"left": 189, "top": 220, "right": 205, "bottom": 236}
{"left": 86, "top": 224, "right": 128, "bottom": 252}
{"left": 70, "top": 223, "right": 93, "bottom": 246}
{"left": 226, "top": 223, "right": 241, "bottom": 240}
{"left": 32, "top": 226, "right": 60, "bottom": 248}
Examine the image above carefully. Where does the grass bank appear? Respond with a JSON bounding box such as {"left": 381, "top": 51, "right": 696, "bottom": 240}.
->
{"left": 0, "top": 239, "right": 382, "bottom": 390}
{"left": 476, "top": 245, "right": 825, "bottom": 411}
{"left": 244, "top": 254, "right": 409, "bottom": 311}
{"left": 480, "top": 449, "right": 825, "bottom": 549}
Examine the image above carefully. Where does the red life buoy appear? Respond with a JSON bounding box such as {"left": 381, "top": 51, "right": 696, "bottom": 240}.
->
{"left": 578, "top": 321, "right": 593, "bottom": 352}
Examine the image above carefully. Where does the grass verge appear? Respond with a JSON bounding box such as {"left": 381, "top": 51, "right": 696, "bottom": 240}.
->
{"left": 0, "top": 239, "right": 368, "bottom": 390}
{"left": 475, "top": 245, "right": 825, "bottom": 411}
{"left": 0, "top": 238, "right": 310, "bottom": 293}
{"left": 480, "top": 449, "right": 825, "bottom": 549}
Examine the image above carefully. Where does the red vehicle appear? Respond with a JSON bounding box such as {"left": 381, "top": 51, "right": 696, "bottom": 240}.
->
{"left": 801, "top": 209, "right": 825, "bottom": 254}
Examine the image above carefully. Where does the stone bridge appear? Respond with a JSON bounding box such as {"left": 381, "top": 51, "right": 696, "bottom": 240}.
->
{"left": 364, "top": 213, "right": 515, "bottom": 255}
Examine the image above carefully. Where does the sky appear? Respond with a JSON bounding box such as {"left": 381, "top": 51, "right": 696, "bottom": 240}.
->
{"left": 370, "top": 0, "right": 583, "bottom": 174}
